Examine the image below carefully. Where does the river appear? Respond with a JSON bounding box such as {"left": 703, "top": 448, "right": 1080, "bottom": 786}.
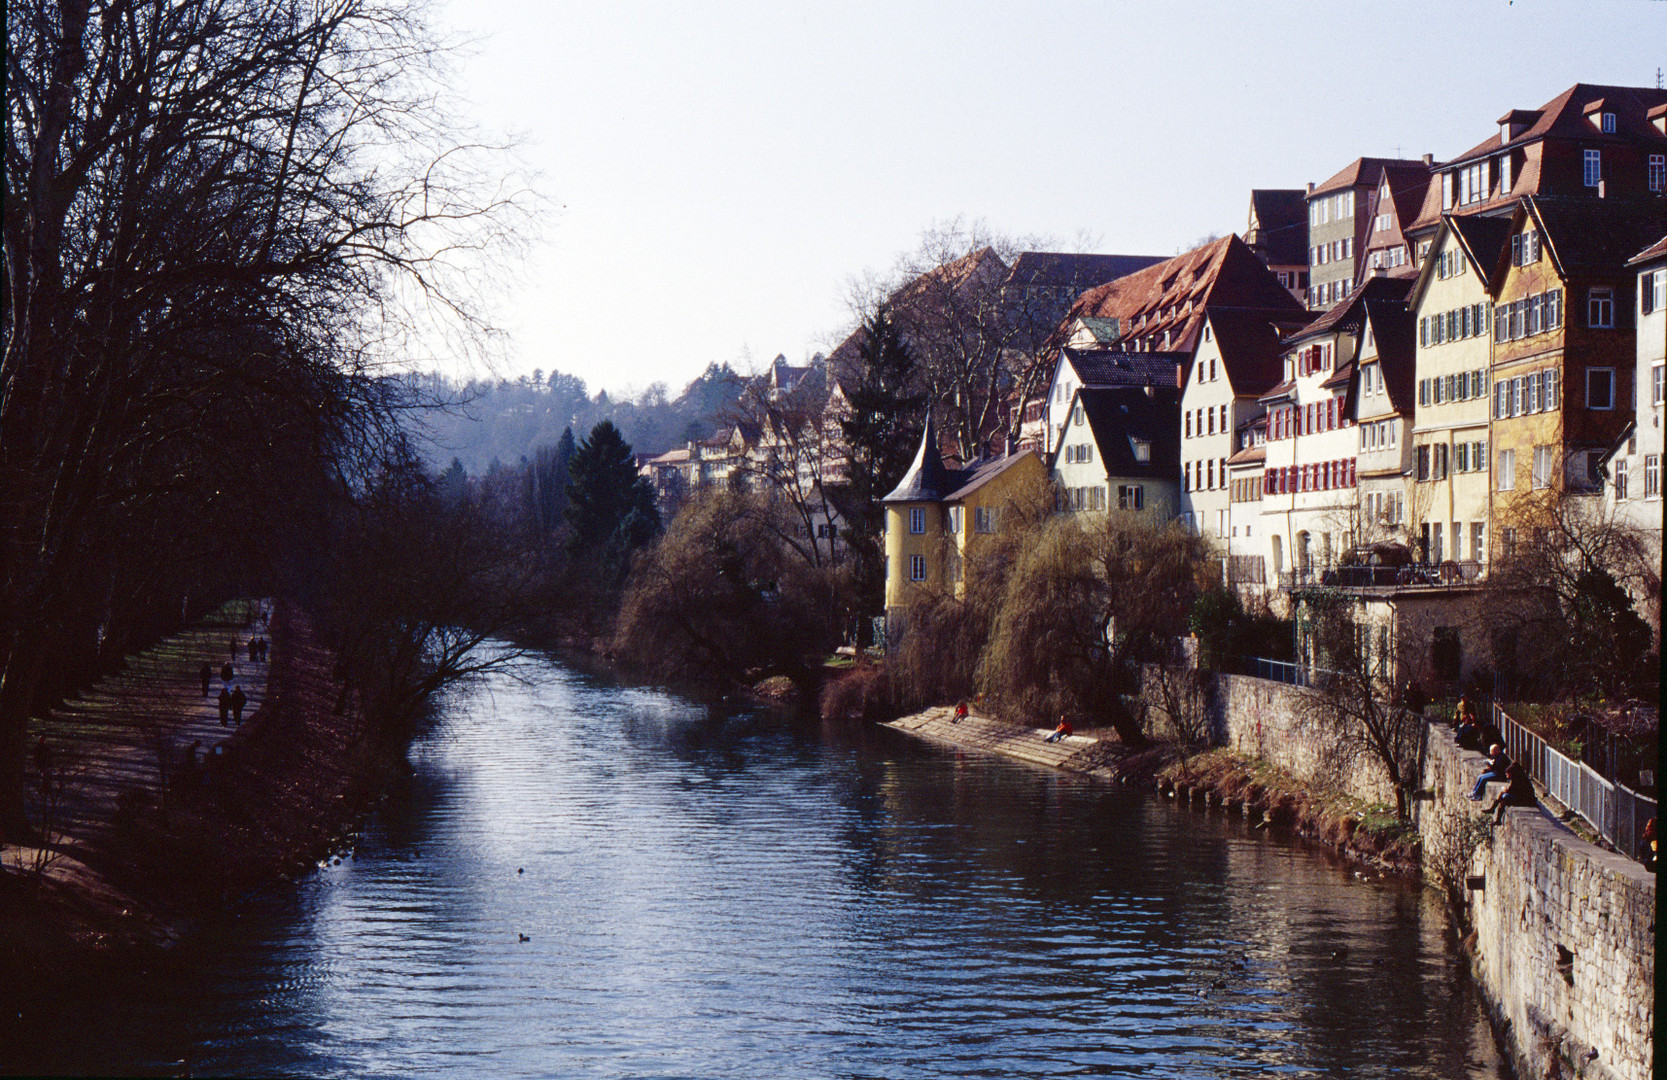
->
{"left": 13, "top": 651, "right": 1507, "bottom": 1078}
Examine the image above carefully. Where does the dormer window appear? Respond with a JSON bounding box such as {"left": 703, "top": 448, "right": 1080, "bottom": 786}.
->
{"left": 1131, "top": 438, "right": 1151, "bottom": 463}
{"left": 1601, "top": 112, "right": 1616, "bottom": 134}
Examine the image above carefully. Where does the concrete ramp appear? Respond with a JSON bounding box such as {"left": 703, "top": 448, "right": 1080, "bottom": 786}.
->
{"left": 885, "top": 707, "right": 1107, "bottom": 775}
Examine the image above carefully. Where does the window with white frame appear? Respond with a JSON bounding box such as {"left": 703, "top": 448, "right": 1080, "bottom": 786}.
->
{"left": 909, "top": 554, "right": 926, "bottom": 581}
{"left": 1532, "top": 446, "right": 1554, "bottom": 489}
{"left": 1117, "top": 485, "right": 1144, "bottom": 511}
{"left": 1651, "top": 155, "right": 1666, "bottom": 193}
{"left": 1588, "top": 288, "right": 1614, "bottom": 328}
{"left": 1584, "top": 149, "right": 1602, "bottom": 187}
{"left": 909, "top": 507, "right": 926, "bottom": 534}
{"left": 1498, "top": 449, "right": 1515, "bottom": 490}
{"left": 974, "top": 506, "right": 996, "bottom": 533}
{"left": 948, "top": 506, "right": 962, "bottom": 534}
{"left": 1646, "top": 454, "right": 1660, "bottom": 498}
{"left": 1653, "top": 363, "right": 1664, "bottom": 407}
{"left": 1615, "top": 463, "right": 1629, "bottom": 500}
{"left": 1587, "top": 368, "right": 1616, "bottom": 410}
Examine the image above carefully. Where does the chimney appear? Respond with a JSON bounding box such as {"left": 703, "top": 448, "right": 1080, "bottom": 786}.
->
{"left": 1307, "top": 182, "right": 1315, "bottom": 194}
{"left": 1422, "top": 153, "right": 1433, "bottom": 167}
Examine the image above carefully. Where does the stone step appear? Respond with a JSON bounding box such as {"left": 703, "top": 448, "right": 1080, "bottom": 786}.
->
{"left": 886, "top": 709, "right": 1104, "bottom": 775}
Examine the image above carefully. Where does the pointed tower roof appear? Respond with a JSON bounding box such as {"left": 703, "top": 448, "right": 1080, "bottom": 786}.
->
{"left": 882, "top": 412, "right": 955, "bottom": 502}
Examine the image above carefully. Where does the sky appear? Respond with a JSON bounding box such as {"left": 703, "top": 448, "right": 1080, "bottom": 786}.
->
{"left": 430, "top": 0, "right": 1667, "bottom": 399}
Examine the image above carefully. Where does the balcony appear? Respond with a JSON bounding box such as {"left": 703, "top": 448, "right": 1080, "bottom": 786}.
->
{"left": 1279, "top": 560, "right": 1485, "bottom": 592}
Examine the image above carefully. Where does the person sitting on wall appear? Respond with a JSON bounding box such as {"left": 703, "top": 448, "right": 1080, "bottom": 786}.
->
{"left": 1455, "top": 716, "right": 1483, "bottom": 751}
{"left": 1485, "top": 763, "right": 1537, "bottom": 823}
{"left": 1044, "top": 716, "right": 1073, "bottom": 743}
{"left": 1468, "top": 744, "right": 1512, "bottom": 801}
{"left": 1641, "top": 819, "right": 1657, "bottom": 873}
{"left": 1454, "top": 694, "right": 1476, "bottom": 728}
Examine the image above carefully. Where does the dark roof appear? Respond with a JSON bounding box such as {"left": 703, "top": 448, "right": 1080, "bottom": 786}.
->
{"left": 1446, "top": 84, "right": 1667, "bottom": 170}
{"left": 1626, "top": 233, "right": 1667, "bottom": 267}
{"left": 1320, "top": 359, "right": 1355, "bottom": 391}
{"left": 1525, "top": 196, "right": 1667, "bottom": 279}
{"left": 943, "top": 450, "right": 1041, "bottom": 502}
{"left": 1074, "top": 385, "right": 1181, "bottom": 481}
{"left": 1005, "top": 252, "right": 1166, "bottom": 291}
{"left": 882, "top": 412, "right": 956, "bottom": 502}
{"left": 1448, "top": 214, "right": 1513, "bottom": 270}
{"left": 1245, "top": 189, "right": 1309, "bottom": 266}
{"left": 1311, "top": 157, "right": 1433, "bottom": 197}
{"left": 1226, "top": 443, "right": 1266, "bottom": 467}
{"left": 1288, "top": 276, "right": 1410, "bottom": 346}
{"left": 1063, "top": 234, "right": 1307, "bottom": 356}
{"left": 1064, "top": 349, "right": 1185, "bottom": 388}
{"left": 1361, "top": 300, "right": 1417, "bottom": 412}
{"left": 1204, "top": 308, "right": 1314, "bottom": 397}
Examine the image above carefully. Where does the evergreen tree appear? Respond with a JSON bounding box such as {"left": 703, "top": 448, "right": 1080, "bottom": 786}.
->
{"left": 836, "top": 304, "right": 925, "bottom": 622}
{"left": 565, "top": 421, "right": 660, "bottom": 575}
{"left": 527, "top": 428, "right": 576, "bottom": 536}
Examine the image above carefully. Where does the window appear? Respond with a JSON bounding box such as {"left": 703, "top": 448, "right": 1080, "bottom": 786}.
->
{"left": 948, "top": 506, "right": 962, "bottom": 534}
{"left": 909, "top": 507, "right": 926, "bottom": 534}
{"left": 1647, "top": 454, "right": 1660, "bottom": 498}
{"left": 1615, "top": 464, "right": 1628, "bottom": 501}
{"left": 1528, "top": 372, "right": 1542, "bottom": 412}
{"left": 1073, "top": 403, "right": 1085, "bottom": 426}
{"left": 1601, "top": 112, "right": 1616, "bottom": 134}
{"left": 1651, "top": 155, "right": 1666, "bottom": 193}
{"left": 909, "top": 554, "right": 927, "bottom": 581}
{"left": 1648, "top": 270, "right": 1666, "bottom": 315}
{"left": 1498, "top": 449, "right": 1515, "bottom": 490}
{"left": 1588, "top": 288, "right": 1614, "bottom": 328}
{"left": 1583, "top": 149, "right": 1602, "bottom": 188}
{"left": 1502, "top": 528, "right": 1516, "bottom": 561}
{"left": 1456, "top": 442, "right": 1470, "bottom": 473}
{"left": 1511, "top": 377, "right": 1523, "bottom": 416}
{"left": 1117, "top": 485, "right": 1144, "bottom": 511}
{"left": 1587, "top": 368, "right": 1615, "bottom": 410}
{"left": 974, "top": 507, "right": 997, "bottom": 533}
{"left": 1532, "top": 446, "right": 1554, "bottom": 489}
{"left": 1653, "top": 363, "right": 1665, "bottom": 407}
{"left": 1545, "top": 368, "right": 1559, "bottom": 409}
{"left": 1416, "top": 445, "right": 1430, "bottom": 481}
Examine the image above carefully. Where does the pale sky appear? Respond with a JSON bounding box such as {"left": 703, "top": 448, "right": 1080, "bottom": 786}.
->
{"left": 432, "top": 0, "right": 1666, "bottom": 398}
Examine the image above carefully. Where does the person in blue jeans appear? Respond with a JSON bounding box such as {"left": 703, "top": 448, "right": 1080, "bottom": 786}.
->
{"left": 1469, "top": 744, "right": 1511, "bottom": 800}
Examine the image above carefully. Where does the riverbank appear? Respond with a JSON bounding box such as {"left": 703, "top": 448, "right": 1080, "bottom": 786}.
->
{"left": 0, "top": 600, "right": 397, "bottom": 975}
{"left": 883, "top": 707, "right": 1417, "bottom": 873}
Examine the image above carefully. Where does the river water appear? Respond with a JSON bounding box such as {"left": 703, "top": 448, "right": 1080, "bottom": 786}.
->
{"left": 15, "top": 652, "right": 1507, "bottom": 1078}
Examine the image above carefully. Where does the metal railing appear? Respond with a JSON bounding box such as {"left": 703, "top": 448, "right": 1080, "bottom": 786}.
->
{"left": 1281, "top": 560, "right": 1485, "bottom": 590}
{"left": 1493, "top": 703, "right": 1656, "bottom": 861}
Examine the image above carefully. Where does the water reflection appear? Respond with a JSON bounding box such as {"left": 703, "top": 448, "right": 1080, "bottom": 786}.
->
{"left": 9, "top": 653, "right": 1504, "bottom": 1078}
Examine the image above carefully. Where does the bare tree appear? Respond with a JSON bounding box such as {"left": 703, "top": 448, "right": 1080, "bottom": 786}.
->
{"left": 726, "top": 369, "right": 842, "bottom": 569}
{"left": 850, "top": 219, "right": 1063, "bottom": 463}
{"left": 1, "top": 0, "right": 529, "bottom": 838}
{"left": 1293, "top": 589, "right": 1423, "bottom": 818}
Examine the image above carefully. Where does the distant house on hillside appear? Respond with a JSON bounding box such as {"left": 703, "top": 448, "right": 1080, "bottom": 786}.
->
{"left": 1243, "top": 188, "right": 1310, "bottom": 302}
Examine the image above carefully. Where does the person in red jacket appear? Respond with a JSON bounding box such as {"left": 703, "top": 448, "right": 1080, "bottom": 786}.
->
{"left": 1045, "top": 716, "right": 1073, "bottom": 743}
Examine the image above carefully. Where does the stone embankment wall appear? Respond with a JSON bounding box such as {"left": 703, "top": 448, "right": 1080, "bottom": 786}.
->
{"left": 1143, "top": 665, "right": 1654, "bottom": 1080}
{"left": 1417, "top": 726, "right": 1655, "bottom": 1080}
{"left": 1141, "top": 665, "right": 1396, "bottom": 805}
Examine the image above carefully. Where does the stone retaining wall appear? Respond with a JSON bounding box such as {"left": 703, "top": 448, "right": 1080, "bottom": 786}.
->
{"left": 1417, "top": 725, "right": 1655, "bottom": 1080}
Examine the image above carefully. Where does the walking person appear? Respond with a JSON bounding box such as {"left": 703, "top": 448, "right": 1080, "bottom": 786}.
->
{"left": 230, "top": 685, "right": 247, "bottom": 725}
{"left": 199, "top": 662, "right": 213, "bottom": 698}
{"left": 218, "top": 687, "right": 231, "bottom": 727}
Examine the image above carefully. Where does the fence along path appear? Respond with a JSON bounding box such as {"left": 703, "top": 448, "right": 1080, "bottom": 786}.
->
{"left": 22, "top": 600, "right": 271, "bottom": 861}
{"left": 1493, "top": 703, "right": 1656, "bottom": 861}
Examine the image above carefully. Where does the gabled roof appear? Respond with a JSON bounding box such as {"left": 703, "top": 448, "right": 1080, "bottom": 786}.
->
{"left": 1516, "top": 196, "right": 1667, "bottom": 282}
{"left": 1311, "top": 156, "right": 1433, "bottom": 197}
{"left": 1359, "top": 301, "right": 1416, "bottom": 413}
{"left": 1062, "top": 348, "right": 1185, "bottom": 389}
{"left": 1005, "top": 252, "right": 1165, "bottom": 292}
{"left": 1408, "top": 214, "right": 1512, "bottom": 310}
{"left": 1445, "top": 84, "right": 1667, "bottom": 171}
{"left": 1061, "top": 234, "right": 1307, "bottom": 356}
{"left": 1287, "top": 276, "right": 1410, "bottom": 346}
{"left": 1203, "top": 308, "right": 1315, "bottom": 398}
{"left": 1320, "top": 360, "right": 1355, "bottom": 391}
{"left": 943, "top": 449, "right": 1041, "bottom": 502}
{"left": 1625, "top": 233, "right": 1667, "bottom": 267}
{"left": 1244, "top": 189, "right": 1308, "bottom": 266}
{"left": 1071, "top": 385, "right": 1182, "bottom": 481}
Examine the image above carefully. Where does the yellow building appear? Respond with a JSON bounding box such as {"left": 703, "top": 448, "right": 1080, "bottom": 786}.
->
{"left": 1407, "top": 215, "right": 1508, "bottom": 567}
{"left": 882, "top": 413, "right": 1045, "bottom": 624}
